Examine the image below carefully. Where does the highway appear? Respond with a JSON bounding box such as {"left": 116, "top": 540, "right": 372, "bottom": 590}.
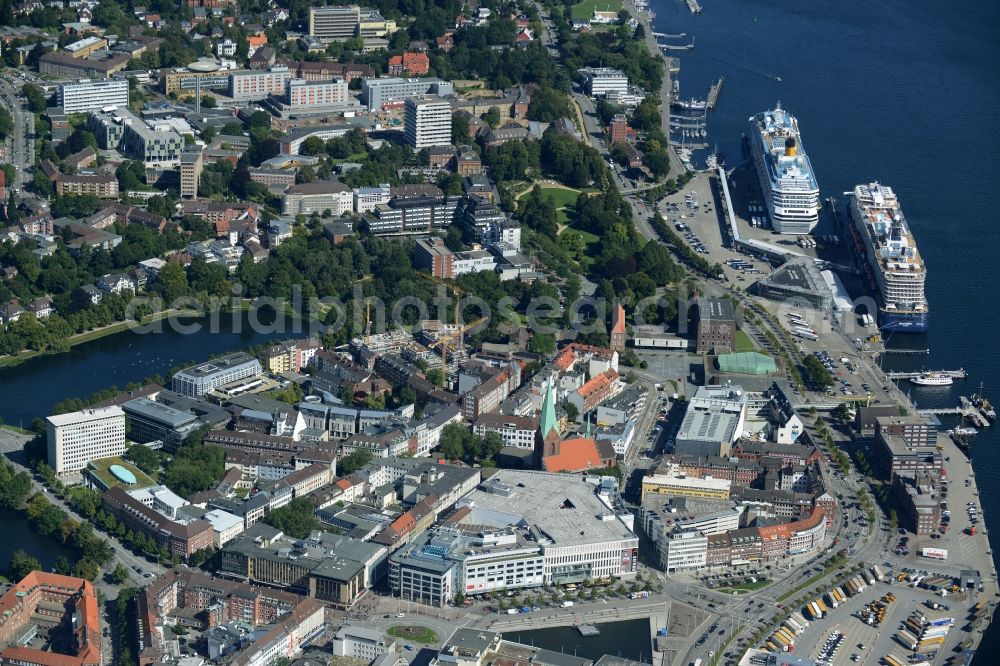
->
{"left": 0, "top": 73, "right": 36, "bottom": 190}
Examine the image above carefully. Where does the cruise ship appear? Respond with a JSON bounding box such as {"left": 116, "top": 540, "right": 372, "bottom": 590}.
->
{"left": 848, "top": 182, "right": 929, "bottom": 332}
{"left": 748, "top": 104, "right": 820, "bottom": 234}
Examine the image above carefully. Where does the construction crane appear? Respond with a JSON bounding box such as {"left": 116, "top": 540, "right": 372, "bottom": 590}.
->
{"left": 427, "top": 317, "right": 488, "bottom": 377}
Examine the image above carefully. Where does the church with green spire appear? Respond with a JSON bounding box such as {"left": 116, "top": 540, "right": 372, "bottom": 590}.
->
{"left": 534, "top": 380, "right": 561, "bottom": 465}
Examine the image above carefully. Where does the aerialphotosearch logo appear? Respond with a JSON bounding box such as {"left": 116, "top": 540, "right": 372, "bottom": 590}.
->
{"left": 122, "top": 281, "right": 883, "bottom": 343}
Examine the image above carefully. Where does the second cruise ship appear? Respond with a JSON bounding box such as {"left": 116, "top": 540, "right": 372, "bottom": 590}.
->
{"left": 749, "top": 104, "right": 820, "bottom": 234}
{"left": 848, "top": 182, "right": 929, "bottom": 332}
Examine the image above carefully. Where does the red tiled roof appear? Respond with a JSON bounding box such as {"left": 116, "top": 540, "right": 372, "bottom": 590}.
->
{"left": 542, "top": 437, "right": 605, "bottom": 473}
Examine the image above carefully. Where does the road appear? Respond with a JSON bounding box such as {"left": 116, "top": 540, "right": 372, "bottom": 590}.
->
{"left": 0, "top": 73, "right": 36, "bottom": 189}
{"left": 0, "top": 428, "right": 166, "bottom": 586}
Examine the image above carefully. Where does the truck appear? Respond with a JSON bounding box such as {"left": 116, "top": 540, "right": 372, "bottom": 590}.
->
{"left": 507, "top": 608, "right": 519, "bottom": 615}
{"left": 832, "top": 588, "right": 846, "bottom": 603}
{"left": 825, "top": 592, "right": 839, "bottom": 608}
{"left": 816, "top": 598, "right": 828, "bottom": 615}
{"left": 790, "top": 611, "right": 809, "bottom": 629}
{"left": 921, "top": 547, "right": 948, "bottom": 560}
{"left": 896, "top": 629, "right": 919, "bottom": 650}
{"left": 560, "top": 601, "right": 574, "bottom": 608}
{"left": 630, "top": 591, "right": 650, "bottom": 599}
{"left": 870, "top": 565, "right": 885, "bottom": 582}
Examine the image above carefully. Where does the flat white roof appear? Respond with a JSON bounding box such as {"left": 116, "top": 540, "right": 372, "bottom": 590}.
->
{"left": 46, "top": 405, "right": 124, "bottom": 427}
{"left": 645, "top": 469, "right": 732, "bottom": 492}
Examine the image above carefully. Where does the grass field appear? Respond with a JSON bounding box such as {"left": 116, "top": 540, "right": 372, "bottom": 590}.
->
{"left": 387, "top": 625, "right": 438, "bottom": 644}
{"left": 734, "top": 329, "right": 757, "bottom": 352}
{"left": 571, "top": 0, "right": 623, "bottom": 20}
{"left": 717, "top": 579, "right": 771, "bottom": 594}
{"left": 537, "top": 185, "right": 583, "bottom": 208}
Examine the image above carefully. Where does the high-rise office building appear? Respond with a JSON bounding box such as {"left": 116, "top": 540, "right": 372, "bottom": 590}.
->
{"left": 404, "top": 97, "right": 452, "bottom": 149}
{"left": 46, "top": 406, "right": 127, "bottom": 475}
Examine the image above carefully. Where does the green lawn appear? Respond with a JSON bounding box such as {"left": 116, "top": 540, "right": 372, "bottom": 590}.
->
{"left": 387, "top": 625, "right": 438, "bottom": 645}
{"left": 717, "top": 579, "right": 771, "bottom": 594}
{"left": 571, "top": 0, "right": 623, "bottom": 20}
{"left": 734, "top": 329, "right": 757, "bottom": 352}
{"left": 537, "top": 185, "right": 583, "bottom": 208}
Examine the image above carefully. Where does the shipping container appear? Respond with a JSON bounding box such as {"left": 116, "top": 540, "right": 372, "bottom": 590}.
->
{"left": 896, "top": 630, "right": 918, "bottom": 650}
{"left": 883, "top": 654, "right": 906, "bottom": 666}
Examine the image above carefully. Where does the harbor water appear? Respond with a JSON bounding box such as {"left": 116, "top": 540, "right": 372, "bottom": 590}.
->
{"left": 508, "top": 619, "right": 652, "bottom": 662}
{"left": 651, "top": 0, "right": 1000, "bottom": 659}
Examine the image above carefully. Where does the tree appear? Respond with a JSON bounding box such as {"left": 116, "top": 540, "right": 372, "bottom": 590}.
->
{"left": 562, "top": 401, "right": 579, "bottom": 423}
{"left": 340, "top": 449, "right": 374, "bottom": 474}
{"left": 482, "top": 106, "right": 501, "bottom": 128}
{"left": 261, "top": 498, "right": 319, "bottom": 539}
{"left": 528, "top": 86, "right": 572, "bottom": 122}
{"left": 0, "top": 107, "right": 13, "bottom": 140}
{"left": 832, "top": 402, "right": 853, "bottom": 423}
{"left": 116, "top": 161, "right": 146, "bottom": 191}
{"left": 111, "top": 562, "right": 130, "bottom": 585}
{"left": 452, "top": 114, "right": 470, "bottom": 143}
{"left": 528, "top": 333, "right": 556, "bottom": 355}
{"left": 126, "top": 445, "right": 159, "bottom": 474}
{"left": 426, "top": 368, "right": 445, "bottom": 386}
{"left": 300, "top": 136, "right": 326, "bottom": 156}
{"left": 157, "top": 261, "right": 189, "bottom": 303}
{"left": 9, "top": 549, "right": 42, "bottom": 580}
{"left": 22, "top": 83, "right": 47, "bottom": 113}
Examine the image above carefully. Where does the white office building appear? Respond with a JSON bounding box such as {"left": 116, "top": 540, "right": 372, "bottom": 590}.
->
{"left": 46, "top": 406, "right": 127, "bottom": 475}
{"left": 578, "top": 67, "right": 629, "bottom": 97}
{"left": 281, "top": 181, "right": 354, "bottom": 216}
{"left": 58, "top": 78, "right": 129, "bottom": 114}
{"left": 662, "top": 530, "right": 708, "bottom": 571}
{"left": 404, "top": 97, "right": 452, "bottom": 149}
{"left": 353, "top": 184, "right": 391, "bottom": 213}
{"left": 171, "top": 352, "right": 263, "bottom": 397}
{"left": 286, "top": 78, "right": 349, "bottom": 108}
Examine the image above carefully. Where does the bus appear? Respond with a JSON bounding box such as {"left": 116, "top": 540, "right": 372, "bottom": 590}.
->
{"left": 794, "top": 330, "right": 819, "bottom": 341}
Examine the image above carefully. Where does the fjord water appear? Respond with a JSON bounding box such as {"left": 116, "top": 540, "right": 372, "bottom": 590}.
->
{"left": 652, "top": 0, "right": 1000, "bottom": 657}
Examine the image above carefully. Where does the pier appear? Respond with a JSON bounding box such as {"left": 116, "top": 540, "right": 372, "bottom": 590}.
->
{"left": 659, "top": 39, "right": 695, "bottom": 51}
{"left": 577, "top": 624, "right": 600, "bottom": 636}
{"left": 706, "top": 77, "right": 724, "bottom": 110}
{"left": 685, "top": 0, "right": 702, "bottom": 13}
{"left": 882, "top": 348, "right": 930, "bottom": 355}
{"left": 886, "top": 368, "right": 967, "bottom": 380}
{"left": 652, "top": 32, "right": 686, "bottom": 39}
